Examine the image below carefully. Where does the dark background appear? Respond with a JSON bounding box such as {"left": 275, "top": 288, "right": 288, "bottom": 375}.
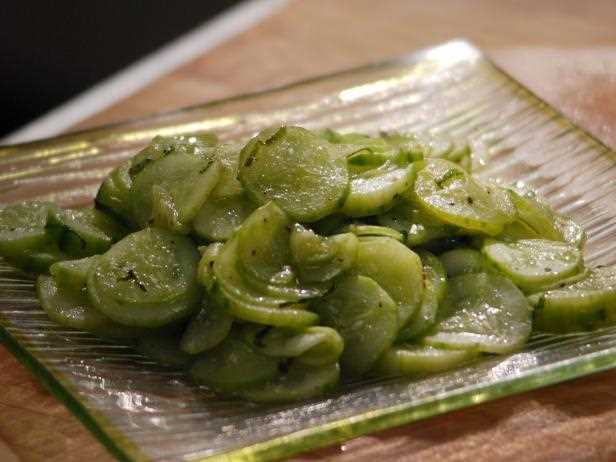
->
{"left": 0, "top": 1, "right": 242, "bottom": 137}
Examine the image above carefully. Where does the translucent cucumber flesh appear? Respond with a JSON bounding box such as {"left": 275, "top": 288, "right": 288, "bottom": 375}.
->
{"left": 425, "top": 272, "right": 532, "bottom": 354}
{"left": 483, "top": 239, "right": 583, "bottom": 292}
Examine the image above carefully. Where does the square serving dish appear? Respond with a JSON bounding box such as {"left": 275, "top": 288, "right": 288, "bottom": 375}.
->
{"left": 1, "top": 40, "right": 616, "bottom": 462}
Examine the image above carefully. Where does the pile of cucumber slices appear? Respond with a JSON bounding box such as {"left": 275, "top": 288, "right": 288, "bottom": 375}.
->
{"left": 1, "top": 126, "right": 614, "bottom": 403}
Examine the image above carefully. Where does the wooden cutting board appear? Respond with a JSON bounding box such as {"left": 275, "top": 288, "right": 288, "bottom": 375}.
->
{"left": 2, "top": 1, "right": 616, "bottom": 460}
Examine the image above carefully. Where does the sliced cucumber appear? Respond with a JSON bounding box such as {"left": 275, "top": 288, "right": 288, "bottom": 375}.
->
{"left": 256, "top": 326, "right": 344, "bottom": 366}
{"left": 508, "top": 186, "right": 586, "bottom": 248}
{"left": 439, "top": 247, "right": 489, "bottom": 278}
{"left": 49, "top": 256, "right": 100, "bottom": 291}
{"left": 48, "top": 207, "right": 126, "bottom": 257}
{"left": 192, "top": 194, "right": 255, "bottom": 242}
{"left": 341, "top": 160, "right": 415, "bottom": 217}
{"left": 424, "top": 272, "right": 532, "bottom": 354}
{"left": 236, "top": 203, "right": 328, "bottom": 300}
{"left": 377, "top": 201, "right": 460, "bottom": 247}
{"left": 130, "top": 151, "right": 221, "bottom": 232}
{"left": 375, "top": 344, "right": 478, "bottom": 376}
{"left": 290, "top": 225, "right": 358, "bottom": 283}
{"left": 180, "top": 295, "right": 233, "bottom": 354}
{"left": 37, "top": 275, "right": 141, "bottom": 338}
{"left": 239, "top": 126, "right": 349, "bottom": 222}
{"left": 196, "top": 242, "right": 223, "bottom": 290}
{"left": 339, "top": 224, "right": 403, "bottom": 242}
{"left": 482, "top": 239, "right": 583, "bottom": 292}
{"left": 398, "top": 250, "right": 447, "bottom": 340}
{"left": 189, "top": 329, "right": 281, "bottom": 393}
{"left": 87, "top": 228, "right": 201, "bottom": 327}
{"left": 533, "top": 266, "right": 616, "bottom": 333}
{"left": 237, "top": 362, "right": 340, "bottom": 403}
{"left": 356, "top": 236, "right": 423, "bottom": 326}
{"left": 313, "top": 275, "right": 398, "bottom": 376}
{"left": 411, "top": 159, "right": 515, "bottom": 235}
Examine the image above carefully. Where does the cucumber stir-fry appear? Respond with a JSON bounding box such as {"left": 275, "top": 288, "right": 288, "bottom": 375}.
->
{"left": 0, "top": 126, "right": 612, "bottom": 403}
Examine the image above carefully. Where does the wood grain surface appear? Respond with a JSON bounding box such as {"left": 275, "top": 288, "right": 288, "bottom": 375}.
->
{"left": 2, "top": 1, "right": 616, "bottom": 461}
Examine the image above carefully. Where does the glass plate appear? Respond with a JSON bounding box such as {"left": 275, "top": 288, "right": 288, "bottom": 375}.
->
{"left": 1, "top": 40, "right": 616, "bottom": 462}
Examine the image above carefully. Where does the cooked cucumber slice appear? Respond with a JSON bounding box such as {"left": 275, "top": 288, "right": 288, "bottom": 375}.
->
{"left": 356, "top": 237, "right": 423, "bottom": 327}
{"left": 130, "top": 152, "right": 221, "bottom": 232}
{"left": 424, "top": 272, "right": 532, "bottom": 354}
{"left": 196, "top": 242, "right": 223, "bottom": 290}
{"left": 87, "top": 228, "right": 201, "bottom": 327}
{"left": 214, "top": 236, "right": 297, "bottom": 308}
{"left": 375, "top": 344, "right": 478, "bottom": 376}
{"left": 339, "top": 224, "right": 403, "bottom": 242}
{"left": 236, "top": 202, "right": 293, "bottom": 286}
{"left": 223, "top": 290, "right": 319, "bottom": 327}
{"left": 49, "top": 256, "right": 100, "bottom": 292}
{"left": 256, "top": 326, "right": 344, "bottom": 366}
{"left": 236, "top": 203, "right": 327, "bottom": 300}
{"left": 48, "top": 207, "right": 126, "bottom": 257}
{"left": 439, "top": 247, "right": 489, "bottom": 278}
{"left": 377, "top": 201, "right": 460, "bottom": 247}
{"left": 239, "top": 126, "right": 349, "bottom": 222}
{"left": 95, "top": 161, "right": 133, "bottom": 223}
{"left": 290, "top": 225, "right": 358, "bottom": 283}
{"left": 192, "top": 194, "right": 256, "bottom": 242}
{"left": 237, "top": 362, "right": 340, "bottom": 403}
{"left": 180, "top": 295, "right": 232, "bottom": 354}
{"left": 483, "top": 239, "right": 583, "bottom": 292}
{"left": 411, "top": 159, "right": 515, "bottom": 235}
{"left": 398, "top": 250, "right": 447, "bottom": 340}
{"left": 137, "top": 335, "right": 194, "bottom": 368}
{"left": 208, "top": 144, "right": 244, "bottom": 198}
{"left": 313, "top": 275, "right": 398, "bottom": 376}
{"left": 533, "top": 266, "right": 616, "bottom": 333}
{"left": 341, "top": 160, "right": 415, "bottom": 217}
{"left": 37, "top": 275, "right": 141, "bottom": 338}
{"left": 0, "top": 201, "right": 63, "bottom": 271}
{"left": 507, "top": 186, "right": 586, "bottom": 248}
{"left": 189, "top": 329, "right": 281, "bottom": 393}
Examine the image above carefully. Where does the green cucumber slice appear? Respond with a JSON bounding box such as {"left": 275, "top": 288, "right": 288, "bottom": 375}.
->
{"left": 189, "top": 328, "right": 281, "bottom": 392}
{"left": 398, "top": 250, "right": 447, "bottom": 340}
{"left": 411, "top": 159, "right": 515, "bottom": 235}
{"left": 507, "top": 186, "right": 586, "bottom": 248}
{"left": 237, "top": 362, "right": 340, "bottom": 403}
{"left": 339, "top": 224, "right": 403, "bottom": 242}
{"left": 192, "top": 194, "right": 256, "bottom": 242}
{"left": 313, "top": 275, "right": 398, "bottom": 376}
{"left": 37, "top": 275, "right": 140, "bottom": 338}
{"left": 533, "top": 266, "right": 616, "bottom": 333}
{"left": 196, "top": 242, "right": 223, "bottom": 290}
{"left": 49, "top": 256, "right": 100, "bottom": 292}
{"left": 377, "top": 201, "right": 460, "bottom": 247}
{"left": 356, "top": 236, "right": 423, "bottom": 327}
{"left": 341, "top": 161, "right": 415, "bottom": 217}
{"left": 256, "top": 326, "right": 344, "bottom": 366}
{"left": 239, "top": 126, "right": 349, "bottom": 222}
{"left": 424, "top": 272, "right": 532, "bottom": 354}
{"left": 48, "top": 207, "right": 126, "bottom": 257}
{"left": 180, "top": 295, "right": 232, "bottom": 354}
{"left": 375, "top": 344, "right": 478, "bottom": 376}
{"left": 290, "top": 225, "right": 358, "bottom": 283}
{"left": 482, "top": 239, "right": 583, "bottom": 292}
{"left": 87, "top": 228, "right": 201, "bottom": 327}
{"left": 236, "top": 203, "right": 327, "bottom": 300}
{"left": 439, "top": 247, "right": 489, "bottom": 277}
{"left": 130, "top": 152, "right": 221, "bottom": 232}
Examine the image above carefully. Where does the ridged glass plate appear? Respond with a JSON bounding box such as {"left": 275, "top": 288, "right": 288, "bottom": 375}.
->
{"left": 1, "top": 40, "right": 616, "bottom": 462}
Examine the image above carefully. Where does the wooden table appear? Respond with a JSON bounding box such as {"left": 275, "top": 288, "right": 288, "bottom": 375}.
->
{"left": 2, "top": 1, "right": 616, "bottom": 460}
